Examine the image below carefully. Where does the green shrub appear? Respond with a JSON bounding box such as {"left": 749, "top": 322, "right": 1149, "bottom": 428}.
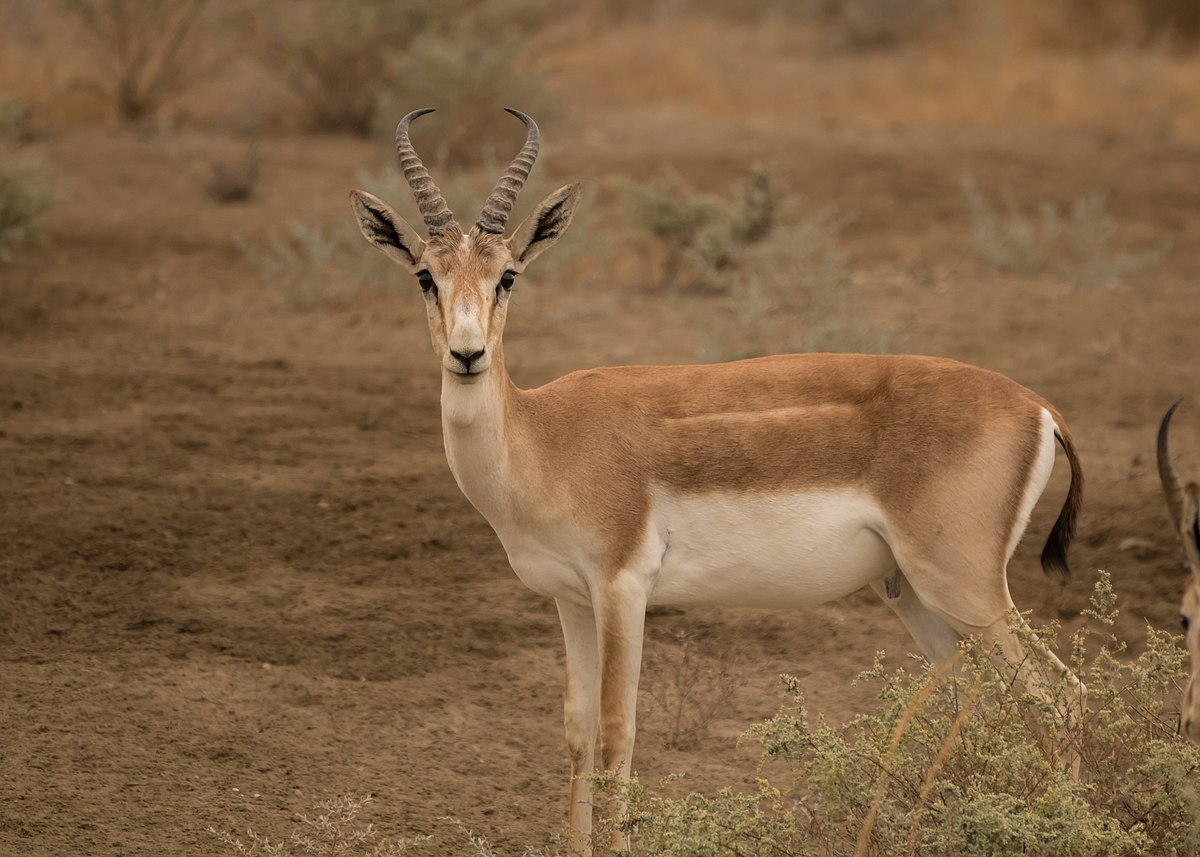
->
{"left": 625, "top": 166, "right": 788, "bottom": 288}
{"left": 263, "top": 0, "right": 434, "bottom": 137}
{"left": 237, "top": 216, "right": 393, "bottom": 307}
{"left": 0, "top": 161, "right": 55, "bottom": 263}
{"left": 961, "top": 176, "right": 1169, "bottom": 287}
{"left": 693, "top": 204, "right": 906, "bottom": 361}
{"left": 0, "top": 99, "right": 31, "bottom": 142}
{"left": 263, "top": 1, "right": 556, "bottom": 143}
{"left": 601, "top": 571, "right": 1200, "bottom": 856}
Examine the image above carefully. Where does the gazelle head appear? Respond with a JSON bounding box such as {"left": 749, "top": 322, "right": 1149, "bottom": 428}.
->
{"left": 1157, "top": 398, "right": 1200, "bottom": 741}
{"left": 349, "top": 108, "right": 581, "bottom": 381}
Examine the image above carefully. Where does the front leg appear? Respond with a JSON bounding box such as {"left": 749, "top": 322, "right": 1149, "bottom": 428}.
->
{"left": 557, "top": 598, "right": 600, "bottom": 852}
{"left": 596, "top": 574, "right": 649, "bottom": 851}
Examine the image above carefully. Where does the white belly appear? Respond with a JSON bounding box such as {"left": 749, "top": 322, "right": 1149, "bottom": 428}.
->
{"left": 646, "top": 488, "right": 896, "bottom": 608}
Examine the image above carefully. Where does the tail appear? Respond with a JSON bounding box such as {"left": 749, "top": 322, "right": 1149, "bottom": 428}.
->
{"left": 1040, "top": 415, "right": 1084, "bottom": 581}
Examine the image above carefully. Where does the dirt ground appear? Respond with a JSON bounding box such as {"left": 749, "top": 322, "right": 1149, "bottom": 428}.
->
{"left": 3, "top": 9, "right": 1200, "bottom": 857}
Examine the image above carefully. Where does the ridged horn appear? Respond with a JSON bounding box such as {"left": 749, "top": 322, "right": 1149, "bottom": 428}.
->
{"left": 475, "top": 108, "right": 540, "bottom": 235}
{"left": 396, "top": 108, "right": 455, "bottom": 235}
{"left": 1158, "top": 397, "right": 1186, "bottom": 528}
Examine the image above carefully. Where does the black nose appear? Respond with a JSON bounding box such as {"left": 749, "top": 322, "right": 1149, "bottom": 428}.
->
{"left": 450, "top": 348, "right": 485, "bottom": 368}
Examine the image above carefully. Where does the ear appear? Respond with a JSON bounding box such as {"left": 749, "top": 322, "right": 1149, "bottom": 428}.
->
{"left": 349, "top": 190, "right": 425, "bottom": 268}
{"left": 507, "top": 183, "right": 583, "bottom": 271}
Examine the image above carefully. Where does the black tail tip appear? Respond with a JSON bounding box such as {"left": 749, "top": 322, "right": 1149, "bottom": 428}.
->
{"left": 1040, "top": 549, "right": 1072, "bottom": 584}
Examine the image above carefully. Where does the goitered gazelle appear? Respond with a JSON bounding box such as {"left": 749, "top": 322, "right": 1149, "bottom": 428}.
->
{"left": 350, "top": 108, "right": 1086, "bottom": 850}
{"left": 1158, "top": 399, "right": 1200, "bottom": 742}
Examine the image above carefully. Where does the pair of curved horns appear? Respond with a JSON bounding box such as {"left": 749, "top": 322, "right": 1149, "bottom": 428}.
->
{"left": 395, "top": 107, "right": 540, "bottom": 237}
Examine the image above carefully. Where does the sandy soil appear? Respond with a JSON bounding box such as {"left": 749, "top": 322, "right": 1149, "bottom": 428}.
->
{"left": 3, "top": 34, "right": 1200, "bottom": 857}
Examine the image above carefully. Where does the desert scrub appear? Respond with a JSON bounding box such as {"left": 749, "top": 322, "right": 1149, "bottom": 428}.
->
{"left": 210, "top": 794, "right": 429, "bottom": 856}
{"left": 0, "top": 160, "right": 55, "bottom": 263}
{"left": 380, "top": 30, "right": 555, "bottom": 165}
{"left": 260, "top": 0, "right": 553, "bottom": 143}
{"left": 0, "top": 99, "right": 31, "bottom": 142}
{"left": 601, "top": 572, "right": 1200, "bottom": 856}
{"left": 61, "top": 0, "right": 212, "bottom": 122}
{"left": 261, "top": 0, "right": 434, "bottom": 136}
{"left": 204, "top": 148, "right": 260, "bottom": 203}
{"left": 694, "top": 205, "right": 906, "bottom": 361}
{"left": 624, "top": 165, "right": 787, "bottom": 288}
{"left": 799, "top": 0, "right": 959, "bottom": 50}
{"left": 237, "top": 216, "right": 393, "bottom": 307}
{"left": 627, "top": 169, "right": 901, "bottom": 358}
{"left": 961, "top": 176, "right": 1168, "bottom": 288}
{"left": 640, "top": 629, "right": 759, "bottom": 751}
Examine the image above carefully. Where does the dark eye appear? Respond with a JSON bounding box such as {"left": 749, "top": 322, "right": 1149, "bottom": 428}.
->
{"left": 496, "top": 270, "right": 516, "bottom": 298}
{"left": 1182, "top": 615, "right": 1191, "bottom": 633}
{"left": 416, "top": 271, "right": 437, "bottom": 299}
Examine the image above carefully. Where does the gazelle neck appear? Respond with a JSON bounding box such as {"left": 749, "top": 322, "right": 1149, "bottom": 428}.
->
{"left": 439, "top": 347, "right": 517, "bottom": 523}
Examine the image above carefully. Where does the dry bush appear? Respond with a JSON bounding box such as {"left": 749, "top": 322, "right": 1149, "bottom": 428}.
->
{"left": 210, "top": 794, "right": 428, "bottom": 856}
{"left": 800, "top": 0, "right": 960, "bottom": 51}
{"left": 0, "top": 99, "right": 32, "bottom": 142}
{"left": 258, "top": 2, "right": 554, "bottom": 145}
{"left": 624, "top": 165, "right": 788, "bottom": 288}
{"left": 0, "top": 160, "right": 55, "bottom": 263}
{"left": 1022, "top": 0, "right": 1200, "bottom": 53}
{"left": 694, "top": 205, "right": 907, "bottom": 361}
{"left": 961, "top": 176, "right": 1169, "bottom": 288}
{"left": 381, "top": 31, "right": 557, "bottom": 166}
{"left": 204, "top": 148, "right": 260, "bottom": 204}
{"left": 60, "top": 0, "right": 211, "bottom": 122}
{"left": 259, "top": 1, "right": 433, "bottom": 137}
{"left": 640, "top": 628, "right": 759, "bottom": 751}
{"left": 237, "top": 216, "right": 394, "bottom": 307}
{"left": 1138, "top": 0, "right": 1200, "bottom": 49}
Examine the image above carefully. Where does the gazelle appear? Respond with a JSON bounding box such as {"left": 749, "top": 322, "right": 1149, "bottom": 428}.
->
{"left": 1157, "top": 399, "right": 1200, "bottom": 742}
{"left": 350, "top": 108, "right": 1086, "bottom": 849}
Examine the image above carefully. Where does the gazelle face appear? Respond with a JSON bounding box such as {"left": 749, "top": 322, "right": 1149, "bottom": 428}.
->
{"left": 348, "top": 109, "right": 581, "bottom": 386}
{"left": 414, "top": 232, "right": 516, "bottom": 380}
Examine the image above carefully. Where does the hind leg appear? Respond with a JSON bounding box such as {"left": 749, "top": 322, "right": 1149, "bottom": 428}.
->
{"left": 971, "top": 609, "right": 1086, "bottom": 715}
{"left": 895, "top": 556, "right": 1086, "bottom": 772}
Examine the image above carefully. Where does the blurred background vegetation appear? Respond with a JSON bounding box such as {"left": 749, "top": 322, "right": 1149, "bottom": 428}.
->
{"left": 3, "top": 0, "right": 1193, "bottom": 353}
{"left": 3, "top": 0, "right": 1197, "bottom": 138}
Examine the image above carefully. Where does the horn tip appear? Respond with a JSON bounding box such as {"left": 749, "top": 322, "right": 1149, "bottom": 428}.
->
{"left": 504, "top": 107, "right": 534, "bottom": 125}
{"left": 397, "top": 108, "right": 437, "bottom": 135}
{"left": 1163, "top": 397, "right": 1185, "bottom": 429}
